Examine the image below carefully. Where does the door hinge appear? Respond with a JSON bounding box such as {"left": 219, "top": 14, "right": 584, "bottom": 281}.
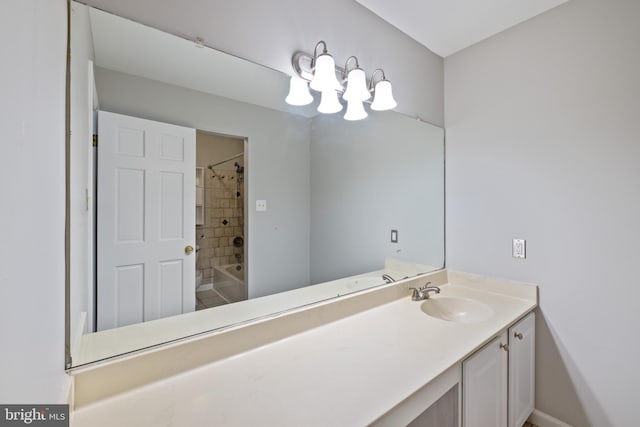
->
{"left": 92, "top": 134, "right": 98, "bottom": 147}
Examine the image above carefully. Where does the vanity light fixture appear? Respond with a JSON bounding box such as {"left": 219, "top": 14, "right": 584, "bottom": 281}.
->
{"left": 342, "top": 56, "right": 371, "bottom": 102}
{"left": 342, "top": 56, "right": 369, "bottom": 121}
{"left": 309, "top": 41, "right": 342, "bottom": 92}
{"left": 285, "top": 41, "right": 398, "bottom": 120}
{"left": 309, "top": 41, "right": 343, "bottom": 114}
{"left": 343, "top": 97, "right": 368, "bottom": 121}
{"left": 369, "top": 68, "right": 397, "bottom": 111}
{"left": 285, "top": 75, "right": 313, "bottom": 106}
{"left": 318, "top": 88, "right": 344, "bottom": 114}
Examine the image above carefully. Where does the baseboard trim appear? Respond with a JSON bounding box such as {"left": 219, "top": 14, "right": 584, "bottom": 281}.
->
{"left": 529, "top": 409, "right": 573, "bottom": 427}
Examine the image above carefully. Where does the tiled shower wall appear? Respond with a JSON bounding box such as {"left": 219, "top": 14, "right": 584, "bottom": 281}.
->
{"left": 197, "top": 169, "right": 244, "bottom": 284}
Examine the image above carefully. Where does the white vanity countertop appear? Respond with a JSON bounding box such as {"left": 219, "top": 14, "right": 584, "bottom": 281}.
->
{"left": 75, "top": 268, "right": 409, "bottom": 365}
{"left": 71, "top": 272, "right": 536, "bottom": 427}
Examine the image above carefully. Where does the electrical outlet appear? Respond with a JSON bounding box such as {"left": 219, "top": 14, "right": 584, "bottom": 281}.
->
{"left": 512, "top": 239, "right": 526, "bottom": 259}
{"left": 256, "top": 200, "right": 267, "bottom": 211}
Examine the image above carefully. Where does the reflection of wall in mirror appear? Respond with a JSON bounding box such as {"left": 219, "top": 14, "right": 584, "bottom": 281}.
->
{"left": 93, "top": 66, "right": 312, "bottom": 299}
{"left": 310, "top": 114, "right": 445, "bottom": 284}
{"left": 94, "top": 66, "right": 445, "bottom": 294}
{"left": 69, "top": 3, "right": 96, "bottom": 358}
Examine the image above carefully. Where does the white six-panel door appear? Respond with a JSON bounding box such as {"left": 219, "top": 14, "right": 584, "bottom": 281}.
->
{"left": 97, "top": 111, "right": 196, "bottom": 331}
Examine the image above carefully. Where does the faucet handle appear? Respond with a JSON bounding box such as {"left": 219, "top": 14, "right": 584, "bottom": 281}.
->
{"left": 419, "top": 281, "right": 432, "bottom": 291}
{"left": 409, "top": 287, "right": 421, "bottom": 301}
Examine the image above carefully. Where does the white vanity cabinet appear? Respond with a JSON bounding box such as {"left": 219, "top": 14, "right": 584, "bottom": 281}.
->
{"left": 462, "top": 311, "right": 535, "bottom": 427}
{"left": 508, "top": 311, "right": 536, "bottom": 427}
{"left": 462, "top": 332, "right": 509, "bottom": 427}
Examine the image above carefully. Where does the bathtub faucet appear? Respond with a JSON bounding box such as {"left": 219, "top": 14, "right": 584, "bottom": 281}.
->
{"left": 382, "top": 274, "right": 396, "bottom": 284}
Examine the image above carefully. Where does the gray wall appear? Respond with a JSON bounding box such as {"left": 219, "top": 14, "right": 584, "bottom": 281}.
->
{"left": 310, "top": 113, "right": 444, "bottom": 283}
{"left": 81, "top": 0, "right": 444, "bottom": 126}
{"left": 445, "top": 1, "right": 640, "bottom": 425}
{"left": 95, "top": 67, "right": 312, "bottom": 299}
{"left": 0, "top": 0, "right": 68, "bottom": 402}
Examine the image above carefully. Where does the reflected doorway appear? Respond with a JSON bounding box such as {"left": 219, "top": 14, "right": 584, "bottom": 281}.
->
{"left": 195, "top": 131, "right": 247, "bottom": 310}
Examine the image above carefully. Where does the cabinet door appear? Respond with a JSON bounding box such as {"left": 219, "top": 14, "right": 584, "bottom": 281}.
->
{"left": 509, "top": 312, "right": 536, "bottom": 427}
{"left": 463, "top": 332, "right": 508, "bottom": 427}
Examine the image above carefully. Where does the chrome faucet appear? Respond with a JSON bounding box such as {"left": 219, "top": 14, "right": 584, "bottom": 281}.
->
{"left": 382, "top": 274, "right": 396, "bottom": 284}
{"left": 409, "top": 282, "right": 441, "bottom": 301}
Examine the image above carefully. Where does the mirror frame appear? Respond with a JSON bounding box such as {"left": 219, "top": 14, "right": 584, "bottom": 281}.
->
{"left": 65, "top": 0, "right": 72, "bottom": 369}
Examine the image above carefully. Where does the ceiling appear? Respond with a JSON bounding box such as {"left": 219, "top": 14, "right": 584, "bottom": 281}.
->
{"left": 355, "top": 0, "right": 570, "bottom": 57}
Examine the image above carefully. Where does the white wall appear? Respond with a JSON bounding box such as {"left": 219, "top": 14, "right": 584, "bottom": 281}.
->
{"left": 445, "top": 1, "right": 640, "bottom": 426}
{"left": 310, "top": 113, "right": 444, "bottom": 283}
{"left": 80, "top": 0, "right": 444, "bottom": 126}
{"left": 0, "top": 0, "right": 69, "bottom": 402}
{"left": 95, "top": 67, "right": 311, "bottom": 299}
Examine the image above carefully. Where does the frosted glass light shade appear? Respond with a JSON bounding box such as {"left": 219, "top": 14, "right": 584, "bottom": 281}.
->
{"left": 310, "top": 54, "right": 341, "bottom": 92}
{"left": 370, "top": 80, "right": 397, "bottom": 111}
{"left": 344, "top": 99, "right": 368, "bottom": 121}
{"left": 285, "top": 76, "right": 313, "bottom": 106}
{"left": 317, "top": 90, "right": 343, "bottom": 114}
{"left": 343, "top": 68, "right": 371, "bottom": 102}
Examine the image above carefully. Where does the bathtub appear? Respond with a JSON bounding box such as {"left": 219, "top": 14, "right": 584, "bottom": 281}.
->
{"left": 213, "top": 264, "right": 247, "bottom": 303}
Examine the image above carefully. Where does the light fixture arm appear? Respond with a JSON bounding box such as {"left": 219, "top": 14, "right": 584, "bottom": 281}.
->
{"left": 369, "top": 68, "right": 397, "bottom": 111}
{"left": 311, "top": 40, "right": 328, "bottom": 68}
{"left": 369, "top": 68, "right": 387, "bottom": 90}
{"left": 343, "top": 56, "right": 360, "bottom": 79}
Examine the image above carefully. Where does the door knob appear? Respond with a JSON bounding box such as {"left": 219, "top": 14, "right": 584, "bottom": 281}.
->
{"left": 185, "top": 245, "right": 194, "bottom": 255}
{"left": 514, "top": 332, "right": 523, "bottom": 340}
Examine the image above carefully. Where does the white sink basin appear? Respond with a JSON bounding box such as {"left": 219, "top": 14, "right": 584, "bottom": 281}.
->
{"left": 420, "top": 297, "right": 493, "bottom": 323}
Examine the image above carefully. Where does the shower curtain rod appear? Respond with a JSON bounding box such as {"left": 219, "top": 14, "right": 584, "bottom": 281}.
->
{"left": 208, "top": 152, "right": 243, "bottom": 169}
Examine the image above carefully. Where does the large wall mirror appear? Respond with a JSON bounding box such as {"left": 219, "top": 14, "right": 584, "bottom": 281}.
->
{"left": 68, "top": 2, "right": 444, "bottom": 367}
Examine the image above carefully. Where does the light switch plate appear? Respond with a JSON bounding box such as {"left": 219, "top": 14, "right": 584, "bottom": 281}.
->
{"left": 256, "top": 200, "right": 267, "bottom": 211}
{"left": 512, "top": 238, "right": 526, "bottom": 259}
{"left": 391, "top": 229, "right": 398, "bottom": 243}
